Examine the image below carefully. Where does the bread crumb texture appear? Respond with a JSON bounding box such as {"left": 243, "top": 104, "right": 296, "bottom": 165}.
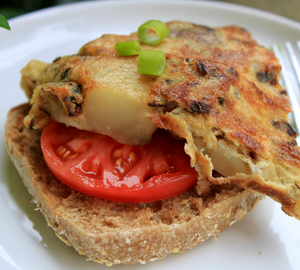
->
{"left": 5, "top": 104, "right": 262, "bottom": 265}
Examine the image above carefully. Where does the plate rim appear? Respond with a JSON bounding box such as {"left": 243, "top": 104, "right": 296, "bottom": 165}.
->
{"left": 1, "top": 1, "right": 300, "bottom": 270}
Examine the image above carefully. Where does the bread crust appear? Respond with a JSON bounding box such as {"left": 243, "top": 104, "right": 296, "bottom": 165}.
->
{"left": 5, "top": 103, "right": 262, "bottom": 266}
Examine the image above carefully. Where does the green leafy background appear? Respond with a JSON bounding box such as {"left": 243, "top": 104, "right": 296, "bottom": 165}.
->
{"left": 0, "top": 0, "right": 80, "bottom": 19}
{"left": 0, "top": 0, "right": 299, "bottom": 22}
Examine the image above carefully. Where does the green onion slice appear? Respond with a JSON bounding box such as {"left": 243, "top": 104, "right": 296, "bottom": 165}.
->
{"left": 138, "top": 50, "right": 166, "bottom": 76}
{"left": 0, "top": 14, "right": 10, "bottom": 30}
{"left": 138, "top": 20, "right": 169, "bottom": 45}
{"left": 115, "top": 40, "right": 141, "bottom": 56}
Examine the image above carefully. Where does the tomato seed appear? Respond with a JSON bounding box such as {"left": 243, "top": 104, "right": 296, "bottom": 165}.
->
{"left": 57, "top": 146, "right": 67, "bottom": 157}
{"left": 115, "top": 158, "right": 123, "bottom": 167}
{"left": 113, "top": 148, "right": 123, "bottom": 158}
{"left": 115, "top": 158, "right": 125, "bottom": 173}
{"left": 67, "top": 154, "right": 78, "bottom": 159}
{"left": 78, "top": 145, "right": 88, "bottom": 154}
{"left": 129, "top": 152, "right": 137, "bottom": 163}
{"left": 63, "top": 150, "right": 71, "bottom": 158}
{"left": 91, "top": 157, "right": 101, "bottom": 174}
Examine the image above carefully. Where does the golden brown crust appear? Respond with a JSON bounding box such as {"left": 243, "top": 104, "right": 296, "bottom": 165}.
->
{"left": 5, "top": 104, "right": 261, "bottom": 265}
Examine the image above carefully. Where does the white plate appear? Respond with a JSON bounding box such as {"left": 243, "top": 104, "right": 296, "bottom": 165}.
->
{"left": 1, "top": 1, "right": 300, "bottom": 270}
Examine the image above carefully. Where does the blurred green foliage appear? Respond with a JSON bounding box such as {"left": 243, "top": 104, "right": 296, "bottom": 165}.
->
{"left": 0, "top": 0, "right": 59, "bottom": 19}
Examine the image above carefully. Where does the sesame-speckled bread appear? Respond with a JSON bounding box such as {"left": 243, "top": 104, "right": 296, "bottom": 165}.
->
{"left": 5, "top": 103, "right": 262, "bottom": 266}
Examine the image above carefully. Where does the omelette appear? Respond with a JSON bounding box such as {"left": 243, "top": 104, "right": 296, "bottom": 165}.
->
{"left": 20, "top": 21, "right": 300, "bottom": 219}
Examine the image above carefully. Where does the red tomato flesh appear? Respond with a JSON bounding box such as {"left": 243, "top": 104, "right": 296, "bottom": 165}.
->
{"left": 41, "top": 121, "right": 198, "bottom": 202}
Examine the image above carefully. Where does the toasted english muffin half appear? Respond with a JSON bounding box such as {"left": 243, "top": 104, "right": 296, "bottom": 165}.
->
{"left": 5, "top": 103, "right": 261, "bottom": 266}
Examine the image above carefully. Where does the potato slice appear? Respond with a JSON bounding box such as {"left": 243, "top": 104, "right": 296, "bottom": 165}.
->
{"left": 24, "top": 56, "right": 157, "bottom": 145}
{"left": 83, "top": 87, "right": 157, "bottom": 145}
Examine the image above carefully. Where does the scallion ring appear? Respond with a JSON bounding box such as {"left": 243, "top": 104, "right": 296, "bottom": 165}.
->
{"left": 115, "top": 40, "right": 141, "bottom": 56}
{"left": 138, "top": 50, "right": 166, "bottom": 76}
{"left": 138, "top": 20, "right": 169, "bottom": 45}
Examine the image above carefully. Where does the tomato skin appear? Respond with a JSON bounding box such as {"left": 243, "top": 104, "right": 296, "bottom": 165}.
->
{"left": 41, "top": 121, "right": 198, "bottom": 202}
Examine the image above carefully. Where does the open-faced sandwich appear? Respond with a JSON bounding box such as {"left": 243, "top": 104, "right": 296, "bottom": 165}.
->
{"left": 5, "top": 20, "right": 300, "bottom": 266}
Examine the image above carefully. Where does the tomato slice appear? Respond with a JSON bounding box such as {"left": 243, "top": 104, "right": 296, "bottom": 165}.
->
{"left": 41, "top": 121, "right": 198, "bottom": 202}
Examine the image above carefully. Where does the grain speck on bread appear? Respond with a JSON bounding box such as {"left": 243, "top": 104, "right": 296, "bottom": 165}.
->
{"left": 5, "top": 103, "right": 262, "bottom": 265}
